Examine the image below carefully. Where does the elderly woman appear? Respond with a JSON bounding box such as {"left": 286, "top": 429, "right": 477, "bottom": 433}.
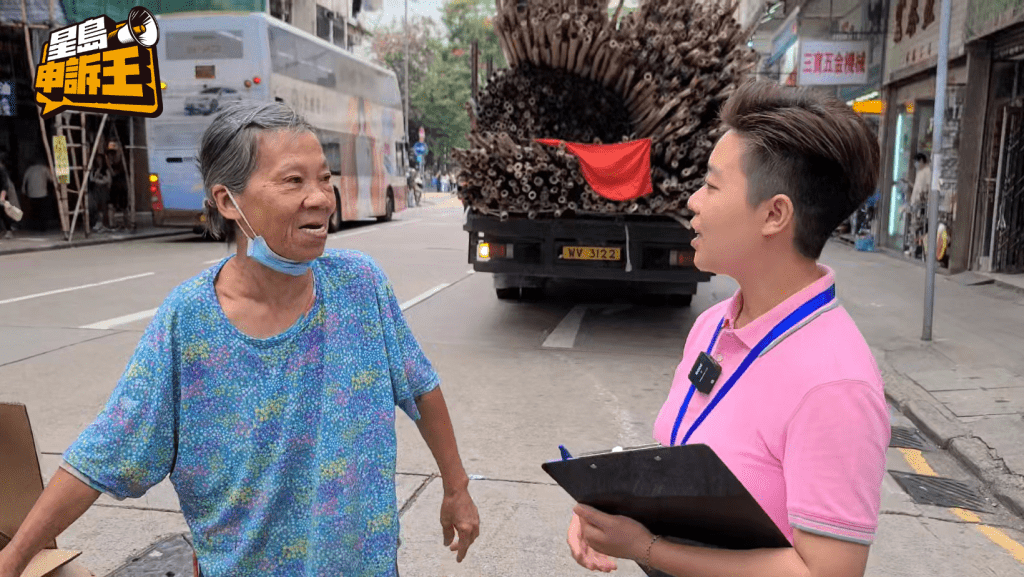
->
{"left": 0, "top": 101, "right": 479, "bottom": 577}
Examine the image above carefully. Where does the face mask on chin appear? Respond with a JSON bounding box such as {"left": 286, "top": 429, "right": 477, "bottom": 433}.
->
{"left": 225, "top": 190, "right": 315, "bottom": 276}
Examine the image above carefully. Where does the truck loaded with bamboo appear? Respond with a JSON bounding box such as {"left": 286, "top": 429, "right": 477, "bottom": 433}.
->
{"left": 454, "top": 0, "right": 758, "bottom": 222}
{"left": 456, "top": 0, "right": 757, "bottom": 302}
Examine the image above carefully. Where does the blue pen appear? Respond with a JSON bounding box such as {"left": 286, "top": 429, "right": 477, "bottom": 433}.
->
{"left": 559, "top": 445, "right": 573, "bottom": 461}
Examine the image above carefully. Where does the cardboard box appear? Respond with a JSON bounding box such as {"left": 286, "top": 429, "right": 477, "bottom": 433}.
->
{"left": 1, "top": 402, "right": 95, "bottom": 577}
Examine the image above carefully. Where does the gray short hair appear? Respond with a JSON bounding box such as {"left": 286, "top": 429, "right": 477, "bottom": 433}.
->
{"left": 197, "top": 100, "right": 315, "bottom": 240}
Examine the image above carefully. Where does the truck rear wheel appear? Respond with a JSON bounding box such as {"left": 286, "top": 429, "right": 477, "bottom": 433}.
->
{"left": 666, "top": 294, "right": 693, "bottom": 307}
{"left": 496, "top": 287, "right": 520, "bottom": 300}
{"left": 639, "top": 293, "right": 693, "bottom": 307}
{"left": 520, "top": 287, "right": 544, "bottom": 302}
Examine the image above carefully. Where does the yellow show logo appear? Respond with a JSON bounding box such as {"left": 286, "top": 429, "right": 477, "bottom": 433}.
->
{"left": 34, "top": 6, "right": 163, "bottom": 119}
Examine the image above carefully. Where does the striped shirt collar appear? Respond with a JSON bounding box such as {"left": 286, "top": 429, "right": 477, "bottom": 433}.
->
{"left": 721, "top": 264, "right": 838, "bottom": 352}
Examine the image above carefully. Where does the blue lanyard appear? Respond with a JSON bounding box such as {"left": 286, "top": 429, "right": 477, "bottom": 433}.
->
{"left": 669, "top": 284, "right": 837, "bottom": 446}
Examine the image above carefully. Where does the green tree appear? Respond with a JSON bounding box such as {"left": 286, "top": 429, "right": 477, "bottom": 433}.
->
{"left": 368, "top": 15, "right": 444, "bottom": 121}
{"left": 442, "top": 0, "right": 506, "bottom": 87}
{"left": 369, "top": 0, "right": 507, "bottom": 170}
{"left": 410, "top": 48, "right": 472, "bottom": 169}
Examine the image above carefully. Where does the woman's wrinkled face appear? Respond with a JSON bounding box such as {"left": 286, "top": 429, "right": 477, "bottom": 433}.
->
{"left": 237, "top": 130, "right": 335, "bottom": 262}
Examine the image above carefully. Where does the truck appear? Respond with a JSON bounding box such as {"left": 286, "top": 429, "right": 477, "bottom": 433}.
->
{"left": 456, "top": 0, "right": 753, "bottom": 303}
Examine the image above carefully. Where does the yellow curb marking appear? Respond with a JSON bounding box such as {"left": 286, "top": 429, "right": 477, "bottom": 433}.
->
{"left": 898, "top": 448, "right": 1024, "bottom": 564}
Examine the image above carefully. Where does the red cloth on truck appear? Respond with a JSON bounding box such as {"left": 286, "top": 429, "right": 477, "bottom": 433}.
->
{"left": 535, "top": 138, "right": 653, "bottom": 202}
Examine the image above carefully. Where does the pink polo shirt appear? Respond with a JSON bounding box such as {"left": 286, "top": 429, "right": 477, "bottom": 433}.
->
{"left": 653, "top": 265, "right": 890, "bottom": 545}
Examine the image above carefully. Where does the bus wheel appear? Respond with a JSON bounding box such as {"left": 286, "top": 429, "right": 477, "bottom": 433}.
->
{"left": 329, "top": 187, "right": 343, "bottom": 233}
{"left": 377, "top": 192, "right": 394, "bottom": 223}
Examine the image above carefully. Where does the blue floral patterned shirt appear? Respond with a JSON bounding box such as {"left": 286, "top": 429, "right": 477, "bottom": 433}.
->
{"left": 62, "top": 249, "right": 440, "bottom": 577}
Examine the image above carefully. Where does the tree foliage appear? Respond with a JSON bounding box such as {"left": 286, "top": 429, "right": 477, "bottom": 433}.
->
{"left": 442, "top": 0, "right": 506, "bottom": 71}
{"left": 368, "top": 15, "right": 443, "bottom": 104}
{"left": 367, "top": 0, "right": 507, "bottom": 170}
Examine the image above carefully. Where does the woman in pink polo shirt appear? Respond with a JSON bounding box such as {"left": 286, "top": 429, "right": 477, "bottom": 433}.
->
{"left": 566, "top": 81, "right": 890, "bottom": 577}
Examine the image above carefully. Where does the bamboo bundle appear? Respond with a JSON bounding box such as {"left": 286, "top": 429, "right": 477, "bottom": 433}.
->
{"left": 456, "top": 0, "right": 757, "bottom": 220}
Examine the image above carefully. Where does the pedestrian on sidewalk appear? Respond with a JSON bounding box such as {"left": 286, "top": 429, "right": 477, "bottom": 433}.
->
{"left": 0, "top": 101, "right": 479, "bottom": 577}
{"left": 0, "top": 152, "right": 18, "bottom": 239}
{"left": 106, "top": 141, "right": 128, "bottom": 230}
{"left": 88, "top": 154, "right": 112, "bottom": 232}
{"left": 21, "top": 159, "right": 53, "bottom": 233}
{"left": 567, "top": 81, "right": 890, "bottom": 577}
{"left": 904, "top": 152, "right": 930, "bottom": 259}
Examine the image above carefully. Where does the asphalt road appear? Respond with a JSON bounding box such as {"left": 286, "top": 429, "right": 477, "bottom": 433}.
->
{"left": 1, "top": 193, "right": 1023, "bottom": 576}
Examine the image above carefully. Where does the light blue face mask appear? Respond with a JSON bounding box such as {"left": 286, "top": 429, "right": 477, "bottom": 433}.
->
{"left": 226, "top": 191, "right": 315, "bottom": 276}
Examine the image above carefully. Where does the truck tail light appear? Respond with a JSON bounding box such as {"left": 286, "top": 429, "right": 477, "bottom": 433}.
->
{"left": 477, "top": 242, "right": 514, "bottom": 260}
{"left": 669, "top": 249, "right": 694, "bottom": 267}
{"left": 149, "top": 174, "right": 164, "bottom": 211}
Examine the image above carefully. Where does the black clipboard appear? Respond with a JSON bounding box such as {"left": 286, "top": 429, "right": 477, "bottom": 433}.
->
{"left": 543, "top": 443, "right": 790, "bottom": 575}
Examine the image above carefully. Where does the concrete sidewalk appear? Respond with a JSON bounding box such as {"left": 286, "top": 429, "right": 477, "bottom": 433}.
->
{"left": 821, "top": 239, "right": 1024, "bottom": 518}
{"left": 0, "top": 212, "right": 189, "bottom": 256}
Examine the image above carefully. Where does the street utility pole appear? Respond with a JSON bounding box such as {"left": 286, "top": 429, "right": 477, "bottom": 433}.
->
{"left": 404, "top": 0, "right": 410, "bottom": 162}
{"left": 922, "top": 0, "right": 952, "bottom": 341}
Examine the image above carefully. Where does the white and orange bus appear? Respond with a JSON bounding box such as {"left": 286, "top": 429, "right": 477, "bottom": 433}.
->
{"left": 146, "top": 11, "right": 410, "bottom": 233}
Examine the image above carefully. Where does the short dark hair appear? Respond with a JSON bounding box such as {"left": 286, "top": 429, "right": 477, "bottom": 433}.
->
{"left": 720, "top": 81, "right": 881, "bottom": 259}
{"left": 914, "top": 152, "right": 929, "bottom": 164}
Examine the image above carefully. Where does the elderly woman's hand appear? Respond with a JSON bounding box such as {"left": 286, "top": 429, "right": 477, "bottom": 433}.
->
{"left": 440, "top": 484, "right": 480, "bottom": 562}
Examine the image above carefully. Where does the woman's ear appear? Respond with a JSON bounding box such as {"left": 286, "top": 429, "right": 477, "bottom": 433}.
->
{"left": 212, "top": 184, "right": 240, "bottom": 221}
{"left": 762, "top": 193, "right": 796, "bottom": 238}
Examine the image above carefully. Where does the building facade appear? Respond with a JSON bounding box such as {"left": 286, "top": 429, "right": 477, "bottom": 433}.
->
{"left": 0, "top": 0, "right": 376, "bottom": 223}
{"left": 875, "top": 0, "right": 969, "bottom": 260}
{"left": 875, "top": 0, "right": 1024, "bottom": 274}
{"left": 748, "top": 0, "right": 1022, "bottom": 276}
{"left": 951, "top": 0, "right": 1024, "bottom": 274}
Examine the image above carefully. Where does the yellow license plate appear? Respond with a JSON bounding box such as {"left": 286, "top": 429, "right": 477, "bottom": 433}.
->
{"left": 561, "top": 246, "right": 622, "bottom": 261}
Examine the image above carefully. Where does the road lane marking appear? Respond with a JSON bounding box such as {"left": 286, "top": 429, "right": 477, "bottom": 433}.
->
{"left": 400, "top": 284, "right": 451, "bottom": 311}
{"left": 0, "top": 272, "right": 155, "bottom": 306}
{"left": 543, "top": 305, "right": 588, "bottom": 349}
{"left": 898, "top": 448, "right": 938, "bottom": 476}
{"left": 333, "top": 227, "right": 376, "bottom": 239}
{"left": 977, "top": 526, "right": 1024, "bottom": 563}
{"left": 205, "top": 218, "right": 425, "bottom": 263}
{"left": 897, "top": 448, "right": 1024, "bottom": 564}
{"left": 80, "top": 308, "right": 159, "bottom": 330}
{"left": 79, "top": 273, "right": 467, "bottom": 330}
{"left": 331, "top": 219, "right": 421, "bottom": 240}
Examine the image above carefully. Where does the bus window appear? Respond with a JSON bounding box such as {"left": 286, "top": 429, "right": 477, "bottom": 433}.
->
{"left": 269, "top": 27, "right": 336, "bottom": 89}
{"left": 323, "top": 141, "right": 342, "bottom": 175}
{"left": 167, "top": 31, "right": 244, "bottom": 60}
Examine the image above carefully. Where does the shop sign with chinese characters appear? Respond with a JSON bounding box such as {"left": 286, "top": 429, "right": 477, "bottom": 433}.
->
{"left": 885, "top": 0, "right": 966, "bottom": 80}
{"left": 33, "top": 7, "right": 163, "bottom": 119}
{"left": 797, "top": 40, "right": 870, "bottom": 86}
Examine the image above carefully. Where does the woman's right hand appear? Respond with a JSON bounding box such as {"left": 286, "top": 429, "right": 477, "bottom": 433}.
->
{"left": 567, "top": 512, "right": 618, "bottom": 572}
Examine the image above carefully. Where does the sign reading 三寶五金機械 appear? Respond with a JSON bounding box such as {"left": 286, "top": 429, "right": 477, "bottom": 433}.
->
{"left": 797, "top": 40, "right": 870, "bottom": 86}
{"left": 33, "top": 6, "right": 163, "bottom": 119}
